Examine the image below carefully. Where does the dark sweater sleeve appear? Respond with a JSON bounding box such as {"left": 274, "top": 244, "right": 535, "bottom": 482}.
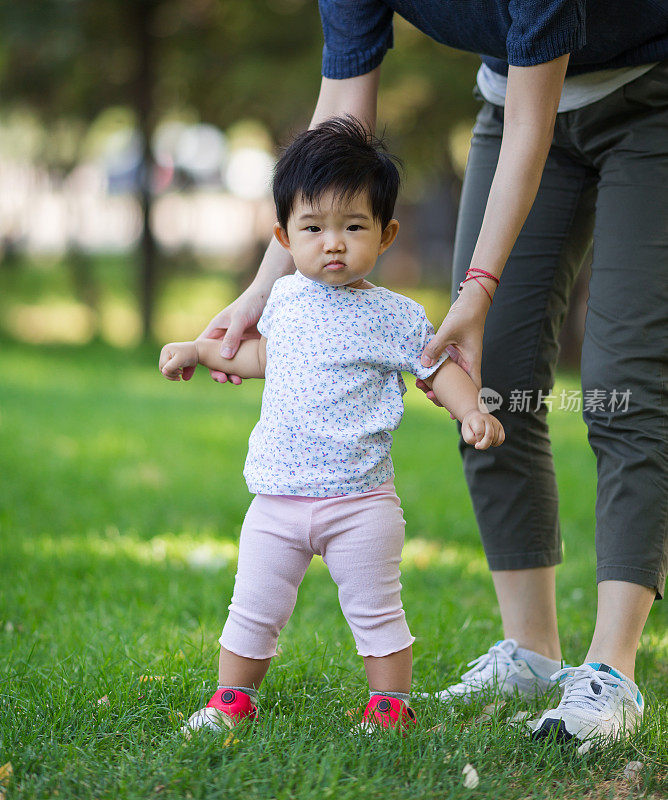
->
{"left": 318, "top": 0, "right": 394, "bottom": 79}
{"left": 507, "top": 0, "right": 586, "bottom": 66}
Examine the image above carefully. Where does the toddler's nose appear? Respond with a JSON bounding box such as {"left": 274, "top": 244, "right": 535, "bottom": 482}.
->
{"left": 323, "top": 233, "right": 345, "bottom": 252}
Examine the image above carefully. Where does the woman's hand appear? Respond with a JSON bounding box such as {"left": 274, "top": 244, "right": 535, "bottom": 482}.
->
{"left": 183, "top": 283, "right": 267, "bottom": 384}
{"left": 416, "top": 282, "right": 490, "bottom": 409}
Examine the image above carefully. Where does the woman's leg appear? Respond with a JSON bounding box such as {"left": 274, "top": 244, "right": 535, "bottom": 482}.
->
{"left": 574, "top": 62, "right": 668, "bottom": 677}
{"left": 451, "top": 100, "right": 597, "bottom": 658}
{"left": 531, "top": 66, "right": 667, "bottom": 746}
{"left": 585, "top": 582, "right": 655, "bottom": 681}
{"left": 491, "top": 567, "right": 560, "bottom": 660}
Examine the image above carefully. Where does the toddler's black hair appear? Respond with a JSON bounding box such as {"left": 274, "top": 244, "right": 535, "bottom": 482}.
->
{"left": 273, "top": 115, "right": 402, "bottom": 231}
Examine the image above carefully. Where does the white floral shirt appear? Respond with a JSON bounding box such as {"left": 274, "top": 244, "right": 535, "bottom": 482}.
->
{"left": 243, "top": 271, "right": 447, "bottom": 497}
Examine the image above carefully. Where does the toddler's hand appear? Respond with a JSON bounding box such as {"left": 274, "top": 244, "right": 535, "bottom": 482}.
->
{"left": 461, "top": 410, "right": 505, "bottom": 450}
{"left": 159, "top": 341, "right": 198, "bottom": 381}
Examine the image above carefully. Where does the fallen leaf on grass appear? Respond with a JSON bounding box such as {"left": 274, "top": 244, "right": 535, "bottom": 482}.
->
{"left": 581, "top": 775, "right": 656, "bottom": 800}
{"left": 462, "top": 763, "right": 479, "bottom": 789}
{"left": 97, "top": 695, "right": 110, "bottom": 706}
{"left": 0, "top": 762, "right": 13, "bottom": 799}
{"left": 473, "top": 700, "right": 506, "bottom": 725}
{"left": 507, "top": 711, "right": 541, "bottom": 734}
{"left": 623, "top": 760, "right": 643, "bottom": 781}
{"left": 222, "top": 733, "right": 240, "bottom": 748}
{"left": 427, "top": 722, "right": 448, "bottom": 733}
{"left": 345, "top": 705, "right": 364, "bottom": 720}
{"left": 139, "top": 675, "right": 165, "bottom": 683}
{"left": 428, "top": 718, "right": 472, "bottom": 734}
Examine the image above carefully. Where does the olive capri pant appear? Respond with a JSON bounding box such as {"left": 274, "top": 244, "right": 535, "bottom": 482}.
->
{"left": 453, "top": 61, "right": 668, "bottom": 597}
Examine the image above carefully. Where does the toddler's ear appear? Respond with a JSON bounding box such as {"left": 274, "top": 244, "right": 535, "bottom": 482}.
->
{"left": 379, "top": 219, "right": 400, "bottom": 254}
{"left": 273, "top": 223, "right": 291, "bottom": 250}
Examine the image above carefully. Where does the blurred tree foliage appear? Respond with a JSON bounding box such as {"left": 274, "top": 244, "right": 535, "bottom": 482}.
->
{"left": 0, "top": 0, "right": 481, "bottom": 336}
{"left": 0, "top": 0, "right": 480, "bottom": 161}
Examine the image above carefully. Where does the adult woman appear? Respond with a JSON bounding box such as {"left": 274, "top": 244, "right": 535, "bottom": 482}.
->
{"left": 195, "top": 1, "right": 667, "bottom": 748}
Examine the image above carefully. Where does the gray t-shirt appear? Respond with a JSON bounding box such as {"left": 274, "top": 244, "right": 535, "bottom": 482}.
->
{"left": 476, "top": 62, "right": 659, "bottom": 113}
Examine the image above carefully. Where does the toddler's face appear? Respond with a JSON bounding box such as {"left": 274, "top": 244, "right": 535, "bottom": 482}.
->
{"left": 274, "top": 189, "right": 398, "bottom": 288}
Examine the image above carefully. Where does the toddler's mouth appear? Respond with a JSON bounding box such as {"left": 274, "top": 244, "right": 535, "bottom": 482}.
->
{"left": 325, "top": 261, "right": 346, "bottom": 271}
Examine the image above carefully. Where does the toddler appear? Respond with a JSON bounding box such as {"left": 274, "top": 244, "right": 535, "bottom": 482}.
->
{"left": 159, "top": 116, "right": 505, "bottom": 733}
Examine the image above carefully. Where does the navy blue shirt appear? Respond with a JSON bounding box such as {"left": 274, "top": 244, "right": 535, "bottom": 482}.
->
{"left": 318, "top": 0, "right": 668, "bottom": 78}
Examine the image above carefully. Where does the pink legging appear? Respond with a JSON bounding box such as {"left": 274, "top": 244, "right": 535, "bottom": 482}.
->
{"left": 219, "top": 479, "right": 414, "bottom": 659}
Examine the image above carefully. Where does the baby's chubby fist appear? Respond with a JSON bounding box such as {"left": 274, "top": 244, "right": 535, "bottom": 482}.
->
{"left": 159, "top": 341, "right": 198, "bottom": 381}
{"left": 461, "top": 409, "right": 505, "bottom": 450}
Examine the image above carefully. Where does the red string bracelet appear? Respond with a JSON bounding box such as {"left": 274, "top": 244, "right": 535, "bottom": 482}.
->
{"left": 458, "top": 267, "right": 500, "bottom": 304}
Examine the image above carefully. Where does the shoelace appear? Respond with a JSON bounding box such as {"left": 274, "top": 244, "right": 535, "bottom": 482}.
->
{"left": 459, "top": 641, "right": 520, "bottom": 686}
{"left": 551, "top": 664, "right": 636, "bottom": 712}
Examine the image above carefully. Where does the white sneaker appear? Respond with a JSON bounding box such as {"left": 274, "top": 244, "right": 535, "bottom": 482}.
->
{"left": 427, "top": 639, "right": 558, "bottom": 703}
{"left": 532, "top": 662, "right": 644, "bottom": 754}
{"left": 181, "top": 707, "right": 235, "bottom": 737}
{"left": 180, "top": 688, "right": 258, "bottom": 737}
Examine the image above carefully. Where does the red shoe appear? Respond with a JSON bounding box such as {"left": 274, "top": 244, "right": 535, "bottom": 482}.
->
{"left": 182, "top": 688, "right": 258, "bottom": 735}
{"left": 357, "top": 694, "right": 417, "bottom": 734}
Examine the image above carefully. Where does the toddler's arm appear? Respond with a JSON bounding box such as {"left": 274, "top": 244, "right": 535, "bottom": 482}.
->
{"left": 159, "top": 337, "right": 266, "bottom": 381}
{"left": 424, "top": 360, "right": 505, "bottom": 450}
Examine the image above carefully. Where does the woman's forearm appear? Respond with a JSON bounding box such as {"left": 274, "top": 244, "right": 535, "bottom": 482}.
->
{"left": 251, "top": 236, "right": 295, "bottom": 295}
{"left": 310, "top": 70, "right": 381, "bottom": 132}
{"left": 469, "top": 122, "right": 554, "bottom": 278}
{"left": 468, "top": 55, "right": 570, "bottom": 285}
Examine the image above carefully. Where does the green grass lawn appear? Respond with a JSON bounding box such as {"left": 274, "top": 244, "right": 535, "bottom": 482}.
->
{"left": 0, "top": 340, "right": 666, "bottom": 799}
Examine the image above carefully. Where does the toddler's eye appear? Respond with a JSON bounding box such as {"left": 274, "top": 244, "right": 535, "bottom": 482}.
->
{"left": 305, "top": 225, "right": 321, "bottom": 233}
{"left": 347, "top": 225, "right": 363, "bottom": 231}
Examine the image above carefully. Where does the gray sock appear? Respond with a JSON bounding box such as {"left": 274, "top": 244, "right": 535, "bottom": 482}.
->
{"left": 515, "top": 647, "right": 562, "bottom": 680}
{"left": 370, "top": 690, "right": 410, "bottom": 706}
{"left": 217, "top": 684, "right": 259, "bottom": 705}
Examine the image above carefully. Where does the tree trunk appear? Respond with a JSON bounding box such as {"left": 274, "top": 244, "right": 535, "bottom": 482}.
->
{"left": 134, "top": 0, "right": 158, "bottom": 341}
